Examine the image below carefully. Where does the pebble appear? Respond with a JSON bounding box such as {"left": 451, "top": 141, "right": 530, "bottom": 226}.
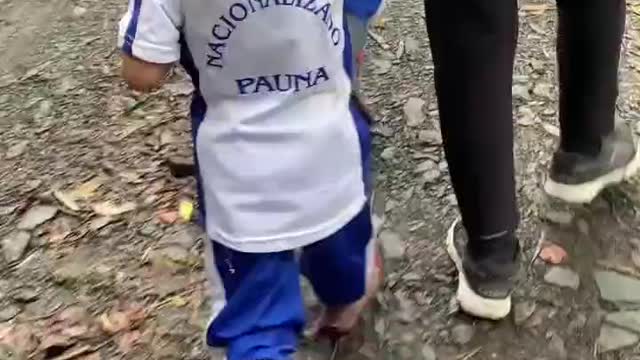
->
{"left": 533, "top": 83, "right": 553, "bottom": 98}
{"left": 404, "top": 37, "right": 420, "bottom": 54}
{"left": 418, "top": 130, "right": 442, "bottom": 145}
{"left": 414, "top": 160, "right": 437, "bottom": 173}
{"left": 605, "top": 311, "right": 640, "bottom": 334}
{"left": 542, "top": 210, "right": 573, "bottom": 225}
{"left": 73, "top": 6, "right": 87, "bottom": 17}
{"left": 1, "top": 231, "right": 31, "bottom": 262}
{"left": 0, "top": 205, "right": 17, "bottom": 216}
{"left": 5, "top": 140, "right": 29, "bottom": 159}
{"left": 151, "top": 245, "right": 191, "bottom": 264}
{"left": 380, "top": 147, "right": 396, "bottom": 161}
{"left": 513, "top": 301, "right": 536, "bottom": 325}
{"left": 597, "top": 325, "right": 639, "bottom": 353}
{"left": 17, "top": 206, "right": 58, "bottom": 230}
{"left": 544, "top": 267, "right": 580, "bottom": 290}
{"left": 34, "top": 100, "right": 53, "bottom": 121}
{"left": 371, "top": 59, "right": 392, "bottom": 75}
{"left": 422, "top": 170, "right": 441, "bottom": 184}
{"left": 421, "top": 344, "right": 437, "bottom": 360}
{"left": 512, "top": 84, "right": 530, "bottom": 101}
{"left": 379, "top": 230, "right": 404, "bottom": 260}
{"left": 594, "top": 271, "right": 640, "bottom": 303}
{"left": 0, "top": 304, "right": 20, "bottom": 322}
{"left": 12, "top": 287, "right": 40, "bottom": 303}
{"left": 451, "top": 324, "right": 474, "bottom": 345}
{"left": 404, "top": 97, "right": 426, "bottom": 127}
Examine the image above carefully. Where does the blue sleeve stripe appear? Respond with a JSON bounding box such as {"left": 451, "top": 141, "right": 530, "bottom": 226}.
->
{"left": 122, "top": 0, "right": 143, "bottom": 55}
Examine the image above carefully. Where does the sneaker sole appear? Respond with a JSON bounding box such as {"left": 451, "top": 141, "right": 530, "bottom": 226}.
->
{"left": 544, "top": 144, "right": 640, "bottom": 204}
{"left": 446, "top": 219, "right": 512, "bottom": 320}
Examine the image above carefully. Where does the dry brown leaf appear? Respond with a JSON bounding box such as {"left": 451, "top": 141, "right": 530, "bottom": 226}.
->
{"left": 92, "top": 201, "right": 136, "bottom": 216}
{"left": 157, "top": 210, "right": 179, "bottom": 224}
{"left": 0, "top": 324, "right": 39, "bottom": 355}
{"left": 539, "top": 242, "right": 568, "bottom": 265}
{"left": 116, "top": 330, "right": 142, "bottom": 353}
{"left": 54, "top": 190, "right": 80, "bottom": 211}
{"left": 100, "top": 305, "right": 146, "bottom": 335}
{"left": 70, "top": 178, "right": 104, "bottom": 199}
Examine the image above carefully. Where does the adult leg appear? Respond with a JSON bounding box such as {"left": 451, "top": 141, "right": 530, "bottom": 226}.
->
{"left": 425, "top": 0, "right": 520, "bottom": 319}
{"left": 545, "top": 0, "right": 639, "bottom": 203}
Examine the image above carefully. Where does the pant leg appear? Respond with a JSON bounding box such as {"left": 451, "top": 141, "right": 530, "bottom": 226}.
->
{"left": 424, "top": 0, "right": 519, "bottom": 259}
{"left": 300, "top": 205, "right": 372, "bottom": 307}
{"left": 205, "top": 241, "right": 304, "bottom": 360}
{"left": 556, "top": 0, "right": 625, "bottom": 155}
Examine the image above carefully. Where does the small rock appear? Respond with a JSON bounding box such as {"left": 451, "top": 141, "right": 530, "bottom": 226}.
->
{"left": 12, "top": 287, "right": 39, "bottom": 303}
{"left": 371, "top": 59, "right": 392, "bottom": 75}
{"left": 542, "top": 123, "right": 560, "bottom": 137}
{"left": 5, "top": 140, "right": 29, "bottom": 159}
{"left": 418, "top": 130, "right": 442, "bottom": 145}
{"left": 17, "top": 206, "right": 58, "bottom": 230}
{"left": 380, "top": 147, "right": 396, "bottom": 161}
{"left": 542, "top": 210, "right": 573, "bottom": 225}
{"left": 404, "top": 98, "right": 426, "bottom": 127}
{"left": 414, "top": 160, "right": 437, "bottom": 173}
{"left": 533, "top": 83, "right": 553, "bottom": 98}
{"left": 0, "top": 205, "right": 17, "bottom": 216}
{"left": 549, "top": 334, "right": 567, "bottom": 359}
{"left": 422, "top": 170, "right": 441, "bottom": 183}
{"left": 0, "top": 304, "right": 21, "bottom": 322}
{"left": 34, "top": 100, "right": 52, "bottom": 121}
{"left": 421, "top": 344, "right": 437, "bottom": 360}
{"left": 451, "top": 324, "right": 474, "bottom": 345}
{"left": 605, "top": 311, "right": 640, "bottom": 333}
{"left": 544, "top": 267, "right": 580, "bottom": 290}
{"left": 597, "top": 325, "right": 639, "bottom": 353}
{"left": 517, "top": 106, "right": 537, "bottom": 126}
{"left": 379, "top": 230, "right": 404, "bottom": 259}
{"left": 594, "top": 271, "right": 640, "bottom": 302}
{"left": 73, "top": 6, "right": 87, "bottom": 17}
{"left": 151, "top": 246, "right": 191, "bottom": 264}
{"left": 513, "top": 84, "right": 530, "bottom": 101}
{"left": 53, "top": 260, "right": 89, "bottom": 284}
{"left": 1, "top": 231, "right": 30, "bottom": 262}
{"left": 404, "top": 37, "right": 420, "bottom": 54}
{"left": 514, "top": 301, "right": 536, "bottom": 325}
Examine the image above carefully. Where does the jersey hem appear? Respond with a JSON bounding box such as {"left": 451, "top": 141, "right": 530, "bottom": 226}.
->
{"left": 207, "top": 196, "right": 367, "bottom": 253}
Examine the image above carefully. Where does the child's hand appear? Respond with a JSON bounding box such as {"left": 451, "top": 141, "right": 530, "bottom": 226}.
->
{"left": 121, "top": 54, "right": 173, "bottom": 92}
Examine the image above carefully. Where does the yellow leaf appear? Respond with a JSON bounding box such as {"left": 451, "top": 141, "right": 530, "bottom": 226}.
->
{"left": 70, "top": 178, "right": 103, "bottom": 199}
{"left": 169, "top": 296, "right": 188, "bottom": 308}
{"left": 179, "top": 201, "right": 194, "bottom": 222}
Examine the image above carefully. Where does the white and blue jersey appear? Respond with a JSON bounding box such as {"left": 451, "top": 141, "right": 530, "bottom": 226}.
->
{"left": 118, "top": 0, "right": 371, "bottom": 253}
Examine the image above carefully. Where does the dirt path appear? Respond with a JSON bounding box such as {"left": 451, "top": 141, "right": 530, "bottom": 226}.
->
{"left": 1, "top": 0, "right": 640, "bottom": 359}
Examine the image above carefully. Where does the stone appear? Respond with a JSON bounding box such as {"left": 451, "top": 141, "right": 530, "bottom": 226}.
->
{"left": 380, "top": 147, "right": 396, "bottom": 161}
{"left": 0, "top": 205, "right": 17, "bottom": 216}
{"left": 0, "top": 304, "right": 20, "bottom": 322}
{"left": 549, "top": 334, "right": 567, "bottom": 359}
{"left": 371, "top": 59, "right": 392, "bottom": 75}
{"left": 17, "top": 206, "right": 58, "bottom": 230}
{"left": 542, "top": 123, "right": 560, "bottom": 137}
{"left": 451, "top": 324, "right": 474, "bottom": 345}
{"left": 404, "top": 98, "right": 426, "bottom": 127}
{"left": 404, "top": 37, "right": 420, "bottom": 54}
{"left": 34, "top": 100, "right": 52, "bottom": 121}
{"left": 73, "top": 6, "right": 87, "bottom": 17}
{"left": 151, "top": 246, "right": 190, "bottom": 264}
{"left": 542, "top": 210, "right": 573, "bottom": 225}
{"left": 544, "top": 267, "right": 580, "bottom": 290}
{"left": 421, "top": 344, "right": 437, "bottom": 360}
{"left": 533, "top": 83, "right": 553, "bottom": 98}
{"left": 597, "top": 325, "right": 639, "bottom": 353}
{"left": 5, "top": 140, "right": 29, "bottom": 159}
{"left": 605, "top": 311, "right": 640, "bottom": 334}
{"left": 1, "top": 231, "right": 31, "bottom": 262}
{"left": 422, "top": 170, "right": 441, "bottom": 184}
{"left": 12, "top": 287, "right": 39, "bottom": 303}
{"left": 379, "top": 230, "right": 404, "bottom": 260}
{"left": 594, "top": 271, "right": 640, "bottom": 303}
{"left": 513, "top": 301, "right": 536, "bottom": 326}
{"left": 414, "top": 160, "right": 437, "bottom": 173}
{"left": 418, "top": 130, "right": 442, "bottom": 145}
{"left": 512, "top": 84, "right": 530, "bottom": 101}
